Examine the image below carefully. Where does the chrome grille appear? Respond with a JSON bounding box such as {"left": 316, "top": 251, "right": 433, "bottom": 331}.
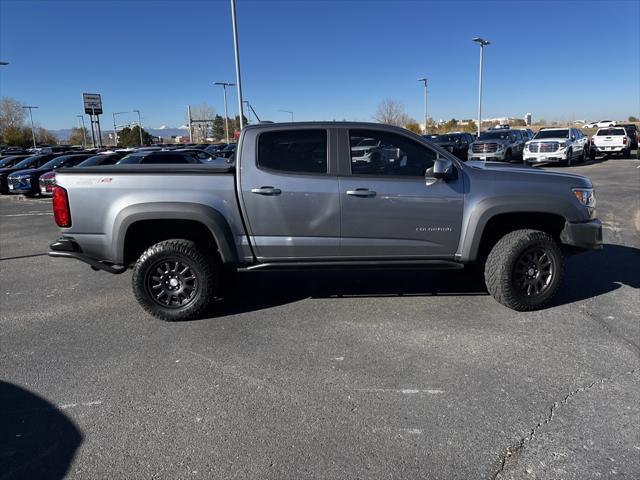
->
{"left": 472, "top": 143, "right": 498, "bottom": 153}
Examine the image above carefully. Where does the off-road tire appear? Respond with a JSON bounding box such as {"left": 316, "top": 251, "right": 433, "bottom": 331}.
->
{"left": 504, "top": 149, "right": 512, "bottom": 162}
{"left": 132, "top": 239, "right": 218, "bottom": 321}
{"left": 561, "top": 149, "right": 572, "bottom": 167}
{"left": 484, "top": 229, "right": 563, "bottom": 311}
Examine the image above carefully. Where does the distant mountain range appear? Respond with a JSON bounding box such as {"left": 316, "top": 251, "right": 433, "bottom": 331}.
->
{"left": 50, "top": 125, "right": 189, "bottom": 141}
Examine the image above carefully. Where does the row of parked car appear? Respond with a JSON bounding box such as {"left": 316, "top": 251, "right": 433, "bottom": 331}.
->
{"left": 0, "top": 143, "right": 237, "bottom": 197}
{"left": 423, "top": 123, "right": 639, "bottom": 166}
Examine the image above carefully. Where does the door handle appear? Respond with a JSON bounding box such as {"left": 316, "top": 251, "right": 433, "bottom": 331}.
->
{"left": 346, "top": 188, "right": 376, "bottom": 197}
{"left": 251, "top": 186, "right": 282, "bottom": 195}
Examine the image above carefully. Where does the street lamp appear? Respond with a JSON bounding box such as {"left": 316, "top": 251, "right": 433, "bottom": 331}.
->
{"left": 278, "top": 110, "right": 294, "bottom": 122}
{"left": 472, "top": 37, "right": 490, "bottom": 137}
{"left": 112, "top": 111, "right": 129, "bottom": 146}
{"left": 0, "top": 61, "right": 8, "bottom": 66}
{"left": 76, "top": 114, "right": 87, "bottom": 148}
{"left": 214, "top": 81, "right": 235, "bottom": 144}
{"left": 22, "top": 106, "right": 38, "bottom": 148}
{"left": 133, "top": 109, "right": 143, "bottom": 146}
{"left": 417, "top": 78, "right": 428, "bottom": 134}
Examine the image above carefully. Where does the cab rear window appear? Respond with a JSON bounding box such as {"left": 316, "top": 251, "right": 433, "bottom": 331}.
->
{"left": 258, "top": 130, "right": 327, "bottom": 174}
{"left": 597, "top": 129, "right": 626, "bottom": 136}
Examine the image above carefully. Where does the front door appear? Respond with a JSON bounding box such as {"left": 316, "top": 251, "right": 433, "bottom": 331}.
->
{"left": 339, "top": 128, "right": 464, "bottom": 258}
{"left": 239, "top": 128, "right": 341, "bottom": 260}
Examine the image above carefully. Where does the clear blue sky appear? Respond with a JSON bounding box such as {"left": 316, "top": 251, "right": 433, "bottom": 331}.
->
{"left": 1, "top": 0, "right": 639, "bottom": 130}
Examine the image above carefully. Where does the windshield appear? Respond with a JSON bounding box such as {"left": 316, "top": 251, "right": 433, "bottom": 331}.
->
{"left": 117, "top": 153, "right": 147, "bottom": 164}
{"left": 597, "top": 128, "right": 626, "bottom": 136}
{"left": 479, "top": 131, "right": 512, "bottom": 140}
{"left": 534, "top": 129, "right": 569, "bottom": 139}
{"left": 0, "top": 156, "right": 23, "bottom": 168}
{"left": 78, "top": 154, "right": 119, "bottom": 166}
{"left": 39, "top": 156, "right": 74, "bottom": 170}
{"left": 8, "top": 155, "right": 43, "bottom": 170}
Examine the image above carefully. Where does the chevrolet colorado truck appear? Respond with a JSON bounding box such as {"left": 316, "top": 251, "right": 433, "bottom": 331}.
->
{"left": 49, "top": 122, "right": 602, "bottom": 321}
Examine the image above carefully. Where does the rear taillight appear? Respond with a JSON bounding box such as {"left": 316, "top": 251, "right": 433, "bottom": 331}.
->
{"left": 52, "top": 186, "right": 71, "bottom": 227}
{"left": 623, "top": 136, "right": 627, "bottom": 144}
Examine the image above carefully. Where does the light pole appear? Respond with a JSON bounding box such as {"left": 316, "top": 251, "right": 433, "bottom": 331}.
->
{"left": 278, "top": 110, "right": 294, "bottom": 122}
{"left": 22, "top": 106, "right": 38, "bottom": 148}
{"left": 418, "top": 78, "right": 428, "bottom": 133}
{"left": 112, "top": 111, "right": 128, "bottom": 146}
{"left": 76, "top": 114, "right": 87, "bottom": 148}
{"left": 214, "top": 82, "right": 235, "bottom": 144}
{"left": 473, "top": 37, "right": 490, "bottom": 137}
{"left": 0, "top": 61, "right": 8, "bottom": 66}
{"left": 230, "top": 0, "right": 245, "bottom": 131}
{"left": 133, "top": 109, "right": 143, "bottom": 146}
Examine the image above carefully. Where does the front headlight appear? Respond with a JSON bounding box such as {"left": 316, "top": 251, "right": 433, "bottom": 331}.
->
{"left": 572, "top": 188, "right": 596, "bottom": 208}
{"left": 496, "top": 144, "right": 505, "bottom": 152}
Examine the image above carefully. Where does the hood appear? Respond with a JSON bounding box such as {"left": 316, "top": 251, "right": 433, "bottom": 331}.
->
{"left": 7, "top": 168, "right": 40, "bottom": 178}
{"left": 465, "top": 160, "right": 592, "bottom": 186}
{"left": 529, "top": 137, "right": 567, "bottom": 143}
{"left": 474, "top": 138, "right": 509, "bottom": 145}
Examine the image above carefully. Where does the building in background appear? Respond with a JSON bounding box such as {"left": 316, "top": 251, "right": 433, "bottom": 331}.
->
{"left": 525, "top": 113, "right": 532, "bottom": 126}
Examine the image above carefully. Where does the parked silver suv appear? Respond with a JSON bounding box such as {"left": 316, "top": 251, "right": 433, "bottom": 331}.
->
{"left": 468, "top": 129, "right": 526, "bottom": 162}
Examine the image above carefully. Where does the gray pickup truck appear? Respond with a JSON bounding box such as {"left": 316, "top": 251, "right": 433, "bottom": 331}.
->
{"left": 49, "top": 122, "right": 602, "bottom": 320}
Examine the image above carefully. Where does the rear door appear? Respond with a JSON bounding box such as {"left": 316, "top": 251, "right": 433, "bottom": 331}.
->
{"left": 338, "top": 127, "right": 464, "bottom": 258}
{"left": 239, "top": 127, "right": 341, "bottom": 260}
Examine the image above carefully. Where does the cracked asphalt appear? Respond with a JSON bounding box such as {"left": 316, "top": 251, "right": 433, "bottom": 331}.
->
{"left": 1, "top": 158, "right": 639, "bottom": 479}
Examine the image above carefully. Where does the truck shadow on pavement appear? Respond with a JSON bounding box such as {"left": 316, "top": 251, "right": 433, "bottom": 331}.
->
{"left": 0, "top": 382, "right": 82, "bottom": 480}
{"left": 214, "top": 243, "right": 639, "bottom": 317}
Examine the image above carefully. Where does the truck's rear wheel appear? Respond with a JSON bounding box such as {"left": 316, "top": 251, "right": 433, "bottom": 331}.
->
{"left": 132, "top": 239, "right": 217, "bottom": 321}
{"left": 484, "top": 229, "right": 563, "bottom": 311}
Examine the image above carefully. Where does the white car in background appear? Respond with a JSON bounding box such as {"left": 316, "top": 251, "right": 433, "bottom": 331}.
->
{"left": 582, "top": 120, "right": 616, "bottom": 129}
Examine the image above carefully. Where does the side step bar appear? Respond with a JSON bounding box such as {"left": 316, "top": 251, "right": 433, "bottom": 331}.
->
{"left": 237, "top": 259, "right": 464, "bottom": 272}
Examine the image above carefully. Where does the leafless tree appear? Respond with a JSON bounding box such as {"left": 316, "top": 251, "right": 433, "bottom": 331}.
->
{"left": 373, "top": 99, "right": 413, "bottom": 127}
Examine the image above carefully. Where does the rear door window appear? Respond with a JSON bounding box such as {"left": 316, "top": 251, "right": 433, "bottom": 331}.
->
{"left": 258, "top": 129, "right": 327, "bottom": 174}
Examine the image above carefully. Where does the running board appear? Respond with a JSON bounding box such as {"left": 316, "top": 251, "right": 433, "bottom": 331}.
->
{"left": 237, "top": 259, "right": 464, "bottom": 272}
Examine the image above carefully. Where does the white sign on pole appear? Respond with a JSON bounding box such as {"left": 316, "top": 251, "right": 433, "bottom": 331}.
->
{"left": 82, "top": 93, "right": 103, "bottom": 115}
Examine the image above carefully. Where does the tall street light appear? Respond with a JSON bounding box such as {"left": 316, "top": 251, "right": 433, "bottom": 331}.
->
{"left": 22, "top": 106, "right": 38, "bottom": 148}
{"left": 76, "top": 114, "right": 87, "bottom": 148}
{"left": 133, "top": 109, "right": 144, "bottom": 146}
{"left": 230, "top": 0, "right": 245, "bottom": 131}
{"left": 279, "top": 110, "right": 294, "bottom": 122}
{"left": 473, "top": 37, "right": 490, "bottom": 137}
{"left": 214, "top": 82, "right": 235, "bottom": 144}
{"left": 112, "top": 111, "right": 128, "bottom": 146}
{"left": 0, "top": 61, "right": 8, "bottom": 66}
{"left": 418, "top": 77, "right": 428, "bottom": 134}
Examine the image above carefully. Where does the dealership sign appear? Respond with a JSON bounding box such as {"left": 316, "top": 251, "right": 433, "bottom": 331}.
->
{"left": 83, "top": 93, "right": 103, "bottom": 115}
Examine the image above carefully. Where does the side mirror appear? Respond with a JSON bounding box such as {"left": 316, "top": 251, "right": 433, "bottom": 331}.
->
{"left": 426, "top": 158, "right": 453, "bottom": 181}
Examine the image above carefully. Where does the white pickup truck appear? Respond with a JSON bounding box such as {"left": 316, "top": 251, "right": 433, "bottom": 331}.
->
{"left": 591, "top": 127, "right": 631, "bottom": 158}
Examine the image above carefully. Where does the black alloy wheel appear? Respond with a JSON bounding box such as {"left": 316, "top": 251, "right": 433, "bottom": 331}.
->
{"left": 146, "top": 259, "right": 197, "bottom": 308}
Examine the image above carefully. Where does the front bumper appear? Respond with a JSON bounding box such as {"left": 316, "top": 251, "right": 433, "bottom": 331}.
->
{"left": 49, "top": 237, "right": 127, "bottom": 274}
{"left": 524, "top": 150, "right": 568, "bottom": 163}
{"left": 468, "top": 150, "right": 506, "bottom": 161}
{"left": 560, "top": 219, "right": 603, "bottom": 250}
{"left": 7, "top": 177, "right": 35, "bottom": 194}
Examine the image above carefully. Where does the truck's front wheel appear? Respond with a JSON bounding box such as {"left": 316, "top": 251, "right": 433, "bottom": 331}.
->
{"left": 132, "top": 239, "right": 217, "bottom": 321}
{"left": 484, "top": 229, "right": 563, "bottom": 311}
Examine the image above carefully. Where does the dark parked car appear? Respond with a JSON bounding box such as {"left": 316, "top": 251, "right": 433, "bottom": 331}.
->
{"left": 217, "top": 143, "right": 236, "bottom": 159}
{"left": 0, "top": 153, "right": 65, "bottom": 194}
{"left": 204, "top": 144, "right": 228, "bottom": 155}
{"left": 116, "top": 151, "right": 203, "bottom": 165}
{"left": 423, "top": 133, "right": 474, "bottom": 160}
{"left": 619, "top": 124, "right": 638, "bottom": 150}
{"left": 7, "top": 153, "right": 94, "bottom": 196}
{"left": 175, "top": 148, "right": 217, "bottom": 162}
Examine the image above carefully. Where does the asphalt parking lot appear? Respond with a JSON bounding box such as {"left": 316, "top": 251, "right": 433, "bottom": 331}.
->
{"left": 1, "top": 157, "right": 639, "bottom": 479}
